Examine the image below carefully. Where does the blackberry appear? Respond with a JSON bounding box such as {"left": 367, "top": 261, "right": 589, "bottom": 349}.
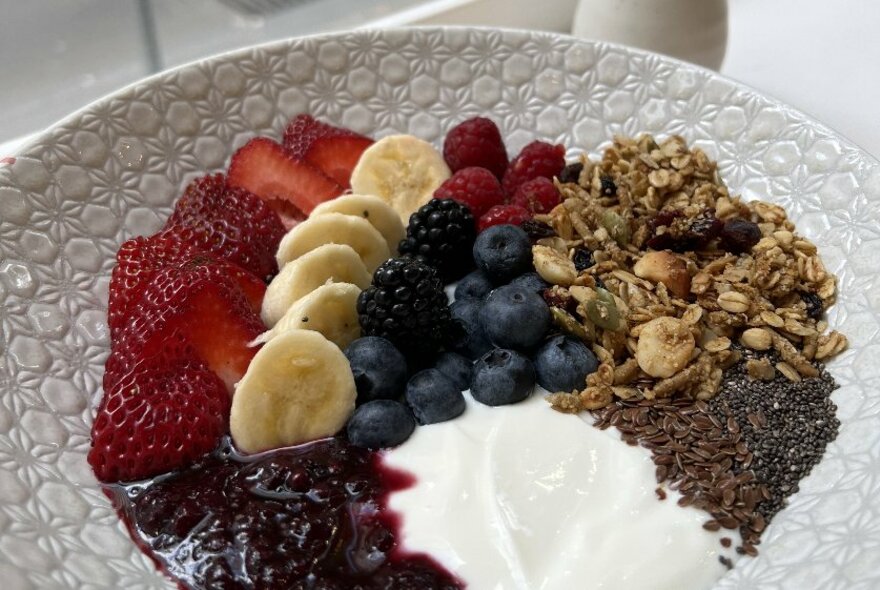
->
{"left": 357, "top": 258, "right": 454, "bottom": 362}
{"left": 398, "top": 198, "right": 476, "bottom": 282}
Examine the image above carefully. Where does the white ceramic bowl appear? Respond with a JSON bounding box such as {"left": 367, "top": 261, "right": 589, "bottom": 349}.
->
{"left": 1, "top": 27, "right": 878, "bottom": 590}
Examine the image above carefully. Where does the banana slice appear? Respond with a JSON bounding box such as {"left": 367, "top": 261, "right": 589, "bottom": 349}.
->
{"left": 262, "top": 244, "right": 371, "bottom": 327}
{"left": 231, "top": 330, "right": 356, "bottom": 454}
{"left": 311, "top": 194, "right": 406, "bottom": 255}
{"left": 349, "top": 134, "right": 451, "bottom": 224}
{"left": 257, "top": 282, "right": 362, "bottom": 350}
{"left": 276, "top": 212, "right": 390, "bottom": 272}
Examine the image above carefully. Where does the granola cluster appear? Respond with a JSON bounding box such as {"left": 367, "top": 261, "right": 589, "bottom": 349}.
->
{"left": 535, "top": 134, "right": 848, "bottom": 412}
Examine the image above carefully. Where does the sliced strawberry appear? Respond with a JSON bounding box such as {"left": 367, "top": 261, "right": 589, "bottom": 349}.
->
{"left": 104, "top": 258, "right": 264, "bottom": 394}
{"left": 108, "top": 235, "right": 200, "bottom": 339}
{"left": 282, "top": 113, "right": 328, "bottom": 157}
{"left": 282, "top": 114, "right": 373, "bottom": 188}
{"left": 227, "top": 137, "right": 344, "bottom": 229}
{"left": 108, "top": 235, "right": 265, "bottom": 339}
{"left": 89, "top": 351, "right": 230, "bottom": 482}
{"left": 304, "top": 135, "right": 373, "bottom": 189}
{"left": 164, "top": 174, "right": 285, "bottom": 281}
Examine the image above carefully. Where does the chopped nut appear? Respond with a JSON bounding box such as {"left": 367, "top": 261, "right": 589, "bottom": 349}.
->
{"left": 690, "top": 272, "right": 712, "bottom": 295}
{"left": 633, "top": 251, "right": 691, "bottom": 299}
{"left": 611, "top": 386, "right": 639, "bottom": 399}
{"left": 681, "top": 304, "right": 703, "bottom": 325}
{"left": 746, "top": 358, "right": 776, "bottom": 380}
{"left": 533, "top": 245, "right": 577, "bottom": 286}
{"left": 717, "top": 291, "right": 750, "bottom": 314}
{"left": 741, "top": 328, "right": 772, "bottom": 351}
{"left": 770, "top": 330, "right": 819, "bottom": 378}
{"left": 613, "top": 357, "right": 641, "bottom": 385}
{"left": 545, "top": 392, "right": 582, "bottom": 413}
{"left": 636, "top": 317, "right": 696, "bottom": 378}
{"left": 578, "top": 385, "right": 613, "bottom": 410}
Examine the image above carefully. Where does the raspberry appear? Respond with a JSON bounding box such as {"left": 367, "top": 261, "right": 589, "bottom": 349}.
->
{"left": 442, "top": 117, "right": 508, "bottom": 179}
{"left": 509, "top": 177, "right": 561, "bottom": 214}
{"left": 478, "top": 204, "right": 531, "bottom": 232}
{"left": 502, "top": 141, "right": 565, "bottom": 195}
{"left": 398, "top": 199, "right": 477, "bottom": 281}
{"left": 434, "top": 167, "right": 505, "bottom": 219}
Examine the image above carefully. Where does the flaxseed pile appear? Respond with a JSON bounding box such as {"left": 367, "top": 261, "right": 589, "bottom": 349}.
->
{"left": 593, "top": 351, "right": 839, "bottom": 557}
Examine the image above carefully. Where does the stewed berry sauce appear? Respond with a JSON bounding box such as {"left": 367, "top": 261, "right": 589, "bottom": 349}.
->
{"left": 105, "top": 437, "right": 463, "bottom": 589}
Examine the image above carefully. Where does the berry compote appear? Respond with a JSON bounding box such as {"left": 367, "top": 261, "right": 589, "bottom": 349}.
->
{"left": 106, "top": 437, "right": 463, "bottom": 589}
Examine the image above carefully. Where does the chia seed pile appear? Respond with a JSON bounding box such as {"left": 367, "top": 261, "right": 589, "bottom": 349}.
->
{"left": 709, "top": 349, "right": 840, "bottom": 521}
{"left": 592, "top": 348, "right": 839, "bottom": 560}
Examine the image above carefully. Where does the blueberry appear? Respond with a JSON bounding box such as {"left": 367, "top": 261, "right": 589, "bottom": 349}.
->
{"left": 533, "top": 335, "right": 598, "bottom": 393}
{"left": 471, "top": 348, "right": 535, "bottom": 406}
{"left": 473, "top": 224, "right": 532, "bottom": 284}
{"left": 508, "top": 272, "right": 549, "bottom": 294}
{"left": 344, "top": 337, "right": 408, "bottom": 404}
{"left": 347, "top": 400, "right": 416, "bottom": 449}
{"left": 433, "top": 352, "right": 473, "bottom": 390}
{"left": 480, "top": 284, "right": 551, "bottom": 351}
{"left": 405, "top": 369, "right": 466, "bottom": 425}
{"left": 449, "top": 298, "right": 493, "bottom": 359}
{"left": 454, "top": 270, "right": 494, "bottom": 301}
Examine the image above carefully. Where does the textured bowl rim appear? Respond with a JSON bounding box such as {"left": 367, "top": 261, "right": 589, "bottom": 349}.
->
{"left": 7, "top": 25, "right": 879, "bottom": 167}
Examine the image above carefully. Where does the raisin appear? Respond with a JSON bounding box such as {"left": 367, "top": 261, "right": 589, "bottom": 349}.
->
{"left": 685, "top": 210, "right": 723, "bottom": 246}
{"left": 646, "top": 210, "right": 683, "bottom": 250}
{"left": 542, "top": 287, "right": 578, "bottom": 315}
{"left": 572, "top": 247, "right": 594, "bottom": 271}
{"left": 672, "top": 209, "right": 723, "bottom": 252}
{"left": 801, "top": 291, "right": 824, "bottom": 320}
{"left": 520, "top": 219, "right": 557, "bottom": 240}
{"left": 719, "top": 218, "right": 762, "bottom": 254}
{"left": 600, "top": 175, "right": 617, "bottom": 196}
{"left": 649, "top": 209, "right": 723, "bottom": 252}
{"left": 559, "top": 162, "right": 584, "bottom": 184}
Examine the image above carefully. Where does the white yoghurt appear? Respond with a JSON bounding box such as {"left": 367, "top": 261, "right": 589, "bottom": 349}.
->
{"left": 383, "top": 392, "right": 735, "bottom": 590}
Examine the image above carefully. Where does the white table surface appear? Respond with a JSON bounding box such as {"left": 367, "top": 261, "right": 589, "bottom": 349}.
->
{"left": 721, "top": 0, "right": 880, "bottom": 159}
{"left": 2, "top": 0, "right": 878, "bottom": 159}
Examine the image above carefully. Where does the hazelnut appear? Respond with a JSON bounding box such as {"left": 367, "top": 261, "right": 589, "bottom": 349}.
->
{"left": 633, "top": 251, "right": 691, "bottom": 299}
